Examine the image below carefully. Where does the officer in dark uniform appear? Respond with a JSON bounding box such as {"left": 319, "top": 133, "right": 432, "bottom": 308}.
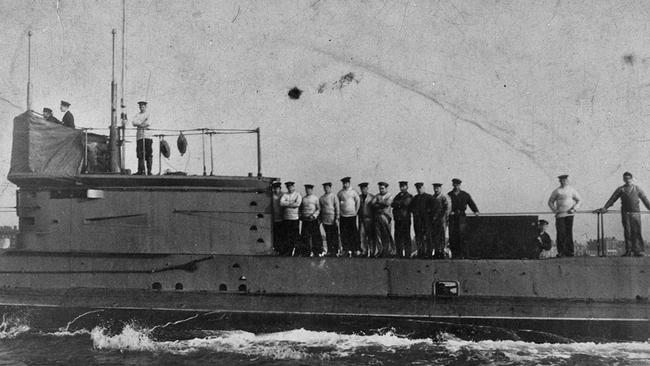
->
{"left": 448, "top": 178, "right": 479, "bottom": 259}
{"left": 391, "top": 181, "right": 413, "bottom": 257}
{"left": 410, "top": 182, "right": 433, "bottom": 258}
{"left": 60, "top": 101, "right": 75, "bottom": 128}
{"left": 42, "top": 108, "right": 60, "bottom": 124}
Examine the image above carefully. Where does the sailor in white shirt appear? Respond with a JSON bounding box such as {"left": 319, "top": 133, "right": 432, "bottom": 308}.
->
{"left": 131, "top": 101, "right": 152, "bottom": 175}
{"left": 547, "top": 174, "right": 582, "bottom": 257}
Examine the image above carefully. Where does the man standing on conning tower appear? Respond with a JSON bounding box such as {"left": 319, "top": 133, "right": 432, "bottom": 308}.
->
{"left": 131, "top": 101, "right": 152, "bottom": 175}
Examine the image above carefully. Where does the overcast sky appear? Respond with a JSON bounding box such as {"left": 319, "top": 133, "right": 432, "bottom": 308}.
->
{"left": 1, "top": 0, "right": 650, "bottom": 239}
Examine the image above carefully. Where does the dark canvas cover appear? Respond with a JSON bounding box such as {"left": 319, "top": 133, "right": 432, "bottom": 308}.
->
{"left": 8, "top": 111, "right": 109, "bottom": 179}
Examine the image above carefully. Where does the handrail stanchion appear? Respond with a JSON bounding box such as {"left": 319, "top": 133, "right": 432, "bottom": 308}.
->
{"left": 209, "top": 131, "right": 214, "bottom": 176}
{"left": 600, "top": 211, "right": 606, "bottom": 257}
{"left": 158, "top": 135, "right": 162, "bottom": 176}
{"left": 201, "top": 128, "right": 206, "bottom": 176}
{"left": 83, "top": 129, "right": 89, "bottom": 174}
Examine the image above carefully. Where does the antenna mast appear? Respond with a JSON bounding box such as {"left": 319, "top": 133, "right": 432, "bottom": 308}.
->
{"left": 109, "top": 29, "right": 121, "bottom": 173}
{"left": 120, "top": 0, "right": 127, "bottom": 169}
{"left": 26, "top": 30, "right": 32, "bottom": 110}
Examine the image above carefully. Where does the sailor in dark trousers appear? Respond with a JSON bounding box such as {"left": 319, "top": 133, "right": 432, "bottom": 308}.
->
{"left": 279, "top": 181, "right": 302, "bottom": 256}
{"left": 391, "top": 181, "right": 413, "bottom": 257}
{"left": 431, "top": 183, "right": 451, "bottom": 259}
{"left": 271, "top": 181, "right": 285, "bottom": 254}
{"left": 60, "top": 101, "right": 75, "bottom": 128}
{"left": 410, "top": 182, "right": 433, "bottom": 258}
{"left": 448, "top": 178, "right": 479, "bottom": 259}
{"left": 299, "top": 184, "right": 322, "bottom": 256}
{"left": 131, "top": 101, "right": 152, "bottom": 175}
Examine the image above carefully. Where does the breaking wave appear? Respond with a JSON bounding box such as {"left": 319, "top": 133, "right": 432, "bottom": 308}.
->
{"left": 0, "top": 315, "right": 30, "bottom": 339}
{"left": 90, "top": 325, "right": 434, "bottom": 359}
{"left": 86, "top": 324, "right": 650, "bottom": 363}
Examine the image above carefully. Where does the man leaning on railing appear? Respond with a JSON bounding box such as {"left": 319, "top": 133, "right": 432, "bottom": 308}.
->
{"left": 596, "top": 171, "right": 650, "bottom": 257}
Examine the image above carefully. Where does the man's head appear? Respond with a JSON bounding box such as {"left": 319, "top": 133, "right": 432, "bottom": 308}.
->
{"left": 378, "top": 182, "right": 389, "bottom": 194}
{"left": 451, "top": 178, "right": 462, "bottom": 191}
{"left": 42, "top": 108, "right": 53, "bottom": 118}
{"left": 60, "top": 100, "right": 70, "bottom": 113}
{"left": 415, "top": 182, "right": 424, "bottom": 194}
{"left": 433, "top": 183, "right": 442, "bottom": 194}
{"left": 138, "top": 101, "right": 147, "bottom": 112}
{"left": 341, "top": 176, "right": 351, "bottom": 189}
{"left": 398, "top": 181, "right": 408, "bottom": 193}
{"left": 558, "top": 174, "right": 568, "bottom": 187}
{"left": 285, "top": 181, "right": 295, "bottom": 193}
{"left": 538, "top": 219, "right": 549, "bottom": 232}
{"left": 623, "top": 172, "right": 633, "bottom": 185}
{"left": 322, "top": 182, "right": 332, "bottom": 194}
{"left": 358, "top": 182, "right": 369, "bottom": 194}
{"left": 271, "top": 181, "right": 282, "bottom": 194}
{"left": 304, "top": 184, "right": 314, "bottom": 195}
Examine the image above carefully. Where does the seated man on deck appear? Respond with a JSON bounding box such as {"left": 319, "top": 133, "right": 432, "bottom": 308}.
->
{"left": 42, "top": 107, "right": 60, "bottom": 124}
{"left": 535, "top": 219, "right": 552, "bottom": 259}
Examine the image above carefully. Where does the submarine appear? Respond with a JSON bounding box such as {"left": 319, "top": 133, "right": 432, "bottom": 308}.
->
{"left": 0, "top": 107, "right": 648, "bottom": 343}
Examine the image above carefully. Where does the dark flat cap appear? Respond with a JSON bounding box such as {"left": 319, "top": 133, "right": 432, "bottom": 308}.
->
{"left": 42, "top": 107, "right": 52, "bottom": 113}
{"left": 358, "top": 182, "right": 369, "bottom": 188}
{"left": 322, "top": 182, "right": 332, "bottom": 187}
{"left": 137, "top": 101, "right": 148, "bottom": 106}
{"left": 285, "top": 181, "right": 295, "bottom": 186}
{"left": 340, "top": 176, "right": 351, "bottom": 183}
{"left": 398, "top": 181, "right": 408, "bottom": 186}
{"left": 623, "top": 171, "right": 633, "bottom": 178}
{"left": 271, "top": 181, "right": 282, "bottom": 188}
{"left": 414, "top": 182, "right": 424, "bottom": 188}
{"left": 451, "top": 178, "right": 462, "bottom": 184}
{"left": 60, "top": 100, "right": 71, "bottom": 107}
{"left": 432, "top": 183, "right": 443, "bottom": 187}
{"left": 304, "top": 184, "right": 314, "bottom": 189}
{"left": 378, "top": 182, "right": 389, "bottom": 187}
{"left": 557, "top": 174, "right": 568, "bottom": 180}
{"left": 539, "top": 219, "right": 549, "bottom": 225}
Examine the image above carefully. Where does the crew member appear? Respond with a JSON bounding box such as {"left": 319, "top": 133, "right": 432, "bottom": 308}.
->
{"left": 410, "top": 182, "right": 433, "bottom": 258}
{"left": 431, "top": 183, "right": 451, "bottom": 259}
{"left": 547, "top": 174, "right": 581, "bottom": 257}
{"left": 280, "top": 181, "right": 302, "bottom": 256}
{"left": 299, "top": 184, "right": 322, "bottom": 256}
{"left": 358, "top": 182, "right": 375, "bottom": 257}
{"left": 371, "top": 182, "right": 394, "bottom": 257}
{"left": 319, "top": 182, "right": 340, "bottom": 256}
{"left": 42, "top": 108, "right": 60, "bottom": 124}
{"left": 338, "top": 177, "right": 360, "bottom": 256}
{"left": 392, "top": 181, "right": 413, "bottom": 257}
{"left": 60, "top": 100, "right": 75, "bottom": 128}
{"left": 131, "top": 101, "right": 152, "bottom": 175}
{"left": 448, "top": 178, "right": 479, "bottom": 259}
{"left": 271, "top": 181, "right": 284, "bottom": 254}
{"left": 598, "top": 172, "right": 649, "bottom": 257}
{"left": 535, "top": 219, "right": 552, "bottom": 259}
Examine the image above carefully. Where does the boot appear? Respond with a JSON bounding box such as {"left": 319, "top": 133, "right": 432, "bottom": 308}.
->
{"left": 146, "top": 157, "right": 152, "bottom": 175}
{"left": 136, "top": 158, "right": 145, "bottom": 175}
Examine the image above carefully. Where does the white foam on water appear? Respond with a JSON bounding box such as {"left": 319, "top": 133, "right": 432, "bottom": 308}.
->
{"left": 0, "top": 315, "right": 30, "bottom": 339}
{"left": 440, "top": 333, "right": 650, "bottom": 363}
{"left": 90, "top": 326, "right": 434, "bottom": 359}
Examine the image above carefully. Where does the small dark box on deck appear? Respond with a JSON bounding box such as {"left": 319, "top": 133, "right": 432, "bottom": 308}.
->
{"left": 463, "top": 215, "right": 539, "bottom": 259}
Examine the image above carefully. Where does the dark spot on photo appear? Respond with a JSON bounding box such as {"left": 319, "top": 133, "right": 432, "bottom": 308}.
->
{"left": 623, "top": 54, "right": 635, "bottom": 65}
{"left": 288, "top": 87, "right": 303, "bottom": 99}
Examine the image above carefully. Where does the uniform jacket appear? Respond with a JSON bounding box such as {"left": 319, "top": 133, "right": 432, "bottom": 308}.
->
{"left": 391, "top": 191, "right": 413, "bottom": 221}
{"left": 62, "top": 111, "right": 75, "bottom": 129}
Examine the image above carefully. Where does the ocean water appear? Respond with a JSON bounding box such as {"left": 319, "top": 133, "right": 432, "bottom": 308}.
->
{"left": 0, "top": 314, "right": 647, "bottom": 366}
